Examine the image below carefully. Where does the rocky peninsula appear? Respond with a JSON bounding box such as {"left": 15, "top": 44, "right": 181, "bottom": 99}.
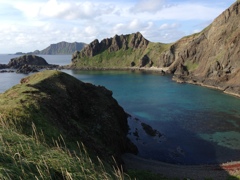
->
{"left": 71, "top": 1, "right": 240, "bottom": 97}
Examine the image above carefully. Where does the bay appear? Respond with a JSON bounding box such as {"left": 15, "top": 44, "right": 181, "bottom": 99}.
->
{"left": 1, "top": 54, "right": 240, "bottom": 165}
{"left": 65, "top": 69, "right": 240, "bottom": 165}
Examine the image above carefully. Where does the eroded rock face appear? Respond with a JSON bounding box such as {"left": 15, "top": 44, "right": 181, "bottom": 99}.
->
{"left": 8, "top": 55, "right": 48, "bottom": 68}
{"left": 161, "top": 1, "right": 240, "bottom": 96}
{"left": 73, "top": 32, "right": 149, "bottom": 60}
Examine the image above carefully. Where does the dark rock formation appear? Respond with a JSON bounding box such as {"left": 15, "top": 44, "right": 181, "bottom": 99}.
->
{"left": 8, "top": 55, "right": 48, "bottom": 69}
{"left": 0, "top": 64, "right": 9, "bottom": 69}
{"left": 0, "top": 70, "right": 137, "bottom": 164}
{"left": 16, "top": 64, "right": 39, "bottom": 74}
{"left": 139, "top": 55, "right": 150, "bottom": 67}
{"left": 7, "top": 55, "right": 59, "bottom": 74}
{"left": 141, "top": 123, "right": 162, "bottom": 137}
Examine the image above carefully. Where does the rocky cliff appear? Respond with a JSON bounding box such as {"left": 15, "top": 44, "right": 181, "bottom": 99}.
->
{"left": 162, "top": 1, "right": 240, "bottom": 96}
{"left": 0, "top": 70, "right": 136, "bottom": 163}
{"left": 71, "top": 1, "right": 240, "bottom": 96}
{"left": 71, "top": 32, "right": 169, "bottom": 68}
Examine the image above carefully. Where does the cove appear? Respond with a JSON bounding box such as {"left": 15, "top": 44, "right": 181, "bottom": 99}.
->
{"left": 64, "top": 69, "right": 240, "bottom": 165}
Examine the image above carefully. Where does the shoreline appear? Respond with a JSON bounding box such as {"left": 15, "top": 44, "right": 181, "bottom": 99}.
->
{"left": 69, "top": 65, "right": 240, "bottom": 98}
{"left": 122, "top": 153, "right": 240, "bottom": 179}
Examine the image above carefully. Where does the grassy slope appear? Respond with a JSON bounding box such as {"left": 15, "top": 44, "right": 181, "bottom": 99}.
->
{"left": 0, "top": 70, "right": 169, "bottom": 179}
{"left": 74, "top": 42, "right": 171, "bottom": 68}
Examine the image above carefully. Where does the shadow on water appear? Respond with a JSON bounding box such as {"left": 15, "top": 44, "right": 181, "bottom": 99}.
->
{"left": 127, "top": 115, "right": 240, "bottom": 179}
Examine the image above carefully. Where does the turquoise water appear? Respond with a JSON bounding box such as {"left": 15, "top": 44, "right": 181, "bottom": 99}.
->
{"left": 1, "top": 54, "right": 240, "bottom": 165}
{"left": 64, "top": 69, "right": 240, "bottom": 165}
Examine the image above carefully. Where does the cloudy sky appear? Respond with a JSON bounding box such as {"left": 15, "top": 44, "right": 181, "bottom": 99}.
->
{"left": 0, "top": 0, "right": 236, "bottom": 53}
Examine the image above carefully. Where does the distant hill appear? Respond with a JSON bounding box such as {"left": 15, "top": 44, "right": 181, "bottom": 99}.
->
{"left": 37, "top": 41, "right": 87, "bottom": 55}
{"left": 16, "top": 41, "right": 87, "bottom": 55}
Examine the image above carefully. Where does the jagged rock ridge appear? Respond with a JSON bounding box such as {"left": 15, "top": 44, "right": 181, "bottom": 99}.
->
{"left": 74, "top": 32, "right": 149, "bottom": 58}
{"left": 71, "top": 32, "right": 168, "bottom": 68}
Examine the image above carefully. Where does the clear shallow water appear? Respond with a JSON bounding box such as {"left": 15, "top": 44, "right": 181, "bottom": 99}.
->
{"left": 1, "top": 55, "right": 240, "bottom": 165}
{"left": 64, "top": 70, "right": 240, "bottom": 165}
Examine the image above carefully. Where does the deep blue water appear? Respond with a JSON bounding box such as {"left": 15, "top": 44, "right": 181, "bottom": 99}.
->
{"left": 64, "top": 70, "right": 240, "bottom": 165}
{"left": 1, "top": 54, "right": 240, "bottom": 165}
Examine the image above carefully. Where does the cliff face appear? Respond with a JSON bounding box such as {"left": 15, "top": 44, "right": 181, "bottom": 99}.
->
{"left": 0, "top": 70, "right": 136, "bottom": 162}
{"left": 71, "top": 32, "right": 167, "bottom": 68}
{"left": 71, "top": 1, "right": 240, "bottom": 96}
{"left": 37, "top": 41, "right": 87, "bottom": 55}
{"left": 75, "top": 32, "right": 149, "bottom": 58}
{"left": 160, "top": 1, "right": 240, "bottom": 96}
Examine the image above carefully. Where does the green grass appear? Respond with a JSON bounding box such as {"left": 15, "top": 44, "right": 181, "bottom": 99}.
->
{"left": 185, "top": 61, "right": 199, "bottom": 71}
{"left": 0, "top": 120, "right": 127, "bottom": 179}
{"left": 73, "top": 41, "right": 171, "bottom": 69}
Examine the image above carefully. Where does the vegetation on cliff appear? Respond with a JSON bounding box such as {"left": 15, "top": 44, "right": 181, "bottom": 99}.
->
{"left": 71, "top": 32, "right": 170, "bottom": 68}
{"left": 160, "top": 1, "right": 240, "bottom": 97}
{"left": 71, "top": 1, "right": 240, "bottom": 96}
{"left": 0, "top": 70, "right": 138, "bottom": 179}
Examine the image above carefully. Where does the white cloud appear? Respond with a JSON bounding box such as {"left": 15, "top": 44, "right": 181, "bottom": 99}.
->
{"left": 131, "top": 0, "right": 166, "bottom": 13}
{"left": 0, "top": 0, "right": 236, "bottom": 53}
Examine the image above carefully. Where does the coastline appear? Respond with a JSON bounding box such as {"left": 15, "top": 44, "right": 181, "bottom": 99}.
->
{"left": 122, "top": 153, "right": 240, "bottom": 180}
{"left": 69, "top": 65, "right": 240, "bottom": 98}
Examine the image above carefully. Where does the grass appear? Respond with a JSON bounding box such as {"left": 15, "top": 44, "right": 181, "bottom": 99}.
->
{"left": 184, "top": 61, "right": 199, "bottom": 71}
{"left": 73, "top": 38, "right": 171, "bottom": 69}
{"left": 0, "top": 118, "right": 128, "bottom": 179}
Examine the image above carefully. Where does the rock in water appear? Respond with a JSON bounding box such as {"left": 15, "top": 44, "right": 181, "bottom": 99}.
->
{"left": 8, "top": 55, "right": 48, "bottom": 68}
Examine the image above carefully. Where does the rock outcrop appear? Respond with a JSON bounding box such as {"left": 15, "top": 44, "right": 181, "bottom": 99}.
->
{"left": 74, "top": 32, "right": 149, "bottom": 59}
{"left": 0, "top": 70, "right": 137, "bottom": 163}
{"left": 8, "top": 55, "right": 48, "bottom": 68}
{"left": 6, "top": 55, "right": 59, "bottom": 74}
{"left": 70, "top": 1, "right": 240, "bottom": 96}
{"left": 159, "top": 1, "right": 240, "bottom": 96}
{"left": 71, "top": 32, "right": 160, "bottom": 68}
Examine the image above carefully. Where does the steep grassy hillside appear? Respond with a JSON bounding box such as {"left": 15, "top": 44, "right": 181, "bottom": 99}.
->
{"left": 0, "top": 70, "right": 138, "bottom": 179}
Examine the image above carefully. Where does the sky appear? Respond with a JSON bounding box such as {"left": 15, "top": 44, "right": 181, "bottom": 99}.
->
{"left": 0, "top": 0, "right": 236, "bottom": 54}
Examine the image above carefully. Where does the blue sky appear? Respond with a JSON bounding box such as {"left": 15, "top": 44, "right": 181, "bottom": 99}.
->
{"left": 0, "top": 0, "right": 236, "bottom": 53}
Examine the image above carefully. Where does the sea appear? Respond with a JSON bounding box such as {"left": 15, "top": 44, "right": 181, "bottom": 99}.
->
{"left": 1, "top": 54, "right": 240, "bottom": 165}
